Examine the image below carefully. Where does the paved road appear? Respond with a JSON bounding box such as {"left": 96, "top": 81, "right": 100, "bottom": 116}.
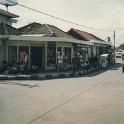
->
{"left": 0, "top": 63, "right": 124, "bottom": 124}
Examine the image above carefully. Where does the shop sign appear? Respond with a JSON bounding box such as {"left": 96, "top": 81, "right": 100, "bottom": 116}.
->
{"left": 48, "top": 41, "right": 56, "bottom": 46}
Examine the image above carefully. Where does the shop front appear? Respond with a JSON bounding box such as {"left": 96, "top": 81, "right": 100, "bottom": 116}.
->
{"left": 47, "top": 41, "right": 72, "bottom": 70}
{"left": 6, "top": 40, "right": 46, "bottom": 70}
{"left": 3, "top": 35, "right": 93, "bottom": 71}
{"left": 6, "top": 40, "right": 73, "bottom": 71}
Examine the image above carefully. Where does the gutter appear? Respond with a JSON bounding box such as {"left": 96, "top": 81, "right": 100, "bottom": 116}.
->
{"left": 0, "top": 35, "right": 9, "bottom": 39}
{"left": 8, "top": 35, "right": 93, "bottom": 46}
{"left": 90, "top": 40, "right": 112, "bottom": 45}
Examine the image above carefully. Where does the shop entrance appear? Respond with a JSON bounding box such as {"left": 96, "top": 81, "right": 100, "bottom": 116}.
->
{"left": 31, "top": 47, "right": 44, "bottom": 69}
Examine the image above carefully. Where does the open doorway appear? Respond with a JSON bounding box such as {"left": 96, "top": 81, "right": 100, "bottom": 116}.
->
{"left": 31, "top": 47, "right": 44, "bottom": 69}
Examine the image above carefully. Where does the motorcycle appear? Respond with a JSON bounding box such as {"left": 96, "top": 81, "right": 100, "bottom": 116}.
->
{"left": 122, "top": 62, "right": 124, "bottom": 73}
{"left": 2, "top": 60, "right": 8, "bottom": 73}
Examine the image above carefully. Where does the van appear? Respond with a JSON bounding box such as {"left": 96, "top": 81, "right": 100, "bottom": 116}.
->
{"left": 115, "top": 55, "right": 122, "bottom": 59}
{"left": 115, "top": 54, "right": 123, "bottom": 63}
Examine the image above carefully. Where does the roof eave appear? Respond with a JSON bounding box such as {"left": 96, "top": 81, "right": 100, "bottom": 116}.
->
{"left": 90, "top": 40, "right": 112, "bottom": 45}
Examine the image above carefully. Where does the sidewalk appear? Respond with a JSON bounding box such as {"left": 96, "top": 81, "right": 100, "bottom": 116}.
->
{"left": 0, "top": 67, "right": 99, "bottom": 80}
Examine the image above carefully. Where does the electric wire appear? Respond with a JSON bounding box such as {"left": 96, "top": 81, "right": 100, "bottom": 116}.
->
{"left": 6, "top": 0, "right": 113, "bottom": 32}
{"left": 92, "top": 7, "right": 124, "bottom": 28}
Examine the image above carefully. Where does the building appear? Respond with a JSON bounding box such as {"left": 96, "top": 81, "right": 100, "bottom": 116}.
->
{"left": 67, "top": 28, "right": 111, "bottom": 61}
{"left": 0, "top": 9, "right": 112, "bottom": 71}
{"left": 0, "top": 9, "right": 21, "bottom": 67}
{"left": 5, "top": 23, "right": 92, "bottom": 70}
{"left": 0, "top": 9, "right": 19, "bottom": 26}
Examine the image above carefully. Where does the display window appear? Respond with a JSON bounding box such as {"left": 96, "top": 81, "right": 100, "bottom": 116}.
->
{"left": 63, "top": 47, "right": 71, "bottom": 64}
{"left": 8, "top": 46, "right": 17, "bottom": 64}
{"left": 19, "top": 46, "right": 29, "bottom": 63}
{"left": 57, "top": 47, "right": 62, "bottom": 54}
{"left": 47, "top": 47, "right": 56, "bottom": 66}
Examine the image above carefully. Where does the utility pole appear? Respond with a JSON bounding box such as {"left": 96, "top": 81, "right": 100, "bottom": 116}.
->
{"left": 114, "top": 31, "right": 115, "bottom": 57}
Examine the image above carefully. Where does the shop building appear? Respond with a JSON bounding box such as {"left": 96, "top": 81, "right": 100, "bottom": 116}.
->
{"left": 0, "top": 9, "right": 112, "bottom": 71}
{"left": 0, "top": 9, "right": 21, "bottom": 68}
{"left": 67, "top": 28, "right": 111, "bottom": 60}
{"left": 4, "top": 23, "right": 92, "bottom": 70}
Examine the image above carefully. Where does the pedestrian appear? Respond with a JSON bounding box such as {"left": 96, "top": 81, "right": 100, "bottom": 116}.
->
{"left": 75, "top": 53, "right": 80, "bottom": 71}
{"left": 24, "top": 53, "right": 29, "bottom": 75}
{"left": 63, "top": 53, "right": 68, "bottom": 71}
{"left": 72, "top": 53, "right": 77, "bottom": 73}
{"left": 91, "top": 52, "right": 95, "bottom": 62}
{"left": 79, "top": 52, "right": 83, "bottom": 69}
{"left": 57, "top": 53, "right": 63, "bottom": 72}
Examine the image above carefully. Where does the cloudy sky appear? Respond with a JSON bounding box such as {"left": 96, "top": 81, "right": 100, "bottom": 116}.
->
{"left": 0, "top": 0, "right": 124, "bottom": 46}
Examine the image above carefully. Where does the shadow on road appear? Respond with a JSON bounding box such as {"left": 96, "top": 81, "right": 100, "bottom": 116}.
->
{"left": 83, "top": 63, "right": 122, "bottom": 77}
{"left": 0, "top": 80, "right": 39, "bottom": 88}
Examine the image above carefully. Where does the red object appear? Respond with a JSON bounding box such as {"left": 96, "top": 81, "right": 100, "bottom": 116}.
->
{"left": 122, "top": 63, "right": 124, "bottom": 67}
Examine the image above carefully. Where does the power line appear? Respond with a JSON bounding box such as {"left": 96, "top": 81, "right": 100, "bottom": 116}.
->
{"left": 92, "top": 8, "right": 124, "bottom": 28}
{"left": 6, "top": 0, "right": 113, "bottom": 32}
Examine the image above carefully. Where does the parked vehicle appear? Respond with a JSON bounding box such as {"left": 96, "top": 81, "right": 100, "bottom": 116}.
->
{"left": 100, "top": 54, "right": 109, "bottom": 69}
{"left": 115, "top": 54, "right": 123, "bottom": 63}
{"left": 2, "top": 60, "right": 8, "bottom": 73}
{"left": 31, "top": 65, "right": 38, "bottom": 73}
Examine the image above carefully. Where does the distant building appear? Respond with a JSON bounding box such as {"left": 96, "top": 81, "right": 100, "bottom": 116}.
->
{"left": 0, "top": 9, "right": 20, "bottom": 67}
{"left": 0, "top": 9, "right": 19, "bottom": 26}
{"left": 67, "top": 28, "right": 111, "bottom": 61}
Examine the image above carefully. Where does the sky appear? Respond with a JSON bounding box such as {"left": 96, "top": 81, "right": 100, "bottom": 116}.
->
{"left": 0, "top": 0, "right": 124, "bottom": 46}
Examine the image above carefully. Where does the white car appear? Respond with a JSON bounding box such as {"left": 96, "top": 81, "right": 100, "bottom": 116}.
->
{"left": 115, "top": 55, "right": 123, "bottom": 63}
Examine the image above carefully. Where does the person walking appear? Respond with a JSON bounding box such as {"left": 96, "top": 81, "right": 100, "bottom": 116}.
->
{"left": 57, "top": 53, "right": 63, "bottom": 72}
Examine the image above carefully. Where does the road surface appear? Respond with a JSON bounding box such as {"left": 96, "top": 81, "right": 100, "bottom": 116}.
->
{"left": 0, "top": 63, "right": 124, "bottom": 124}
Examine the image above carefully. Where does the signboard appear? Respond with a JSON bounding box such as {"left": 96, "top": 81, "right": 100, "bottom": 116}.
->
{"left": 48, "top": 41, "right": 56, "bottom": 46}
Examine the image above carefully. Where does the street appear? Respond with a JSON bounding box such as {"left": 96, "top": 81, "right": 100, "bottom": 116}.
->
{"left": 0, "top": 63, "right": 124, "bottom": 124}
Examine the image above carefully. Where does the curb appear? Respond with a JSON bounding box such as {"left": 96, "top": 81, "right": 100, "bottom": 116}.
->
{"left": 0, "top": 67, "right": 99, "bottom": 80}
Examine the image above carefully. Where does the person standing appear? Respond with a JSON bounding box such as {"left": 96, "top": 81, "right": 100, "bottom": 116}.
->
{"left": 57, "top": 53, "right": 63, "bottom": 72}
{"left": 63, "top": 53, "right": 68, "bottom": 71}
{"left": 24, "top": 53, "right": 29, "bottom": 75}
{"left": 72, "top": 53, "right": 77, "bottom": 73}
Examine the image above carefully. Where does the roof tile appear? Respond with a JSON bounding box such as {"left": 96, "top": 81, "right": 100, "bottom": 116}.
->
{"left": 67, "top": 28, "right": 104, "bottom": 41}
{"left": 19, "top": 22, "right": 74, "bottom": 38}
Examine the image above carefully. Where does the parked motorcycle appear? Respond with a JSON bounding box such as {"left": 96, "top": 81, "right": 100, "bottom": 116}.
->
{"left": 2, "top": 60, "right": 8, "bottom": 73}
{"left": 122, "top": 62, "right": 124, "bottom": 73}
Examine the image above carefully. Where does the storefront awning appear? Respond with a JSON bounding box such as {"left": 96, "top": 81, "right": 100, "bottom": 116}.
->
{"left": 90, "top": 40, "right": 112, "bottom": 45}
{"left": 0, "top": 35, "right": 9, "bottom": 45}
{"left": 0, "top": 35, "right": 9, "bottom": 39}
{"left": 8, "top": 35, "right": 93, "bottom": 46}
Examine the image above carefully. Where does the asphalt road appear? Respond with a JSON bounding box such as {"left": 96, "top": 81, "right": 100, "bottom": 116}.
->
{"left": 0, "top": 63, "right": 124, "bottom": 124}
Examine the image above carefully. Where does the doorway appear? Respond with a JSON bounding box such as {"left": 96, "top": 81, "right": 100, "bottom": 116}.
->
{"left": 31, "top": 47, "right": 44, "bottom": 69}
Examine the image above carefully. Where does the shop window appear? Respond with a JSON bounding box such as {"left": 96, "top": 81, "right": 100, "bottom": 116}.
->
{"left": 8, "top": 46, "right": 17, "bottom": 64}
{"left": 47, "top": 47, "right": 56, "bottom": 67}
{"left": 57, "top": 47, "right": 62, "bottom": 54}
{"left": 19, "top": 46, "right": 29, "bottom": 63}
{"left": 63, "top": 47, "right": 71, "bottom": 64}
